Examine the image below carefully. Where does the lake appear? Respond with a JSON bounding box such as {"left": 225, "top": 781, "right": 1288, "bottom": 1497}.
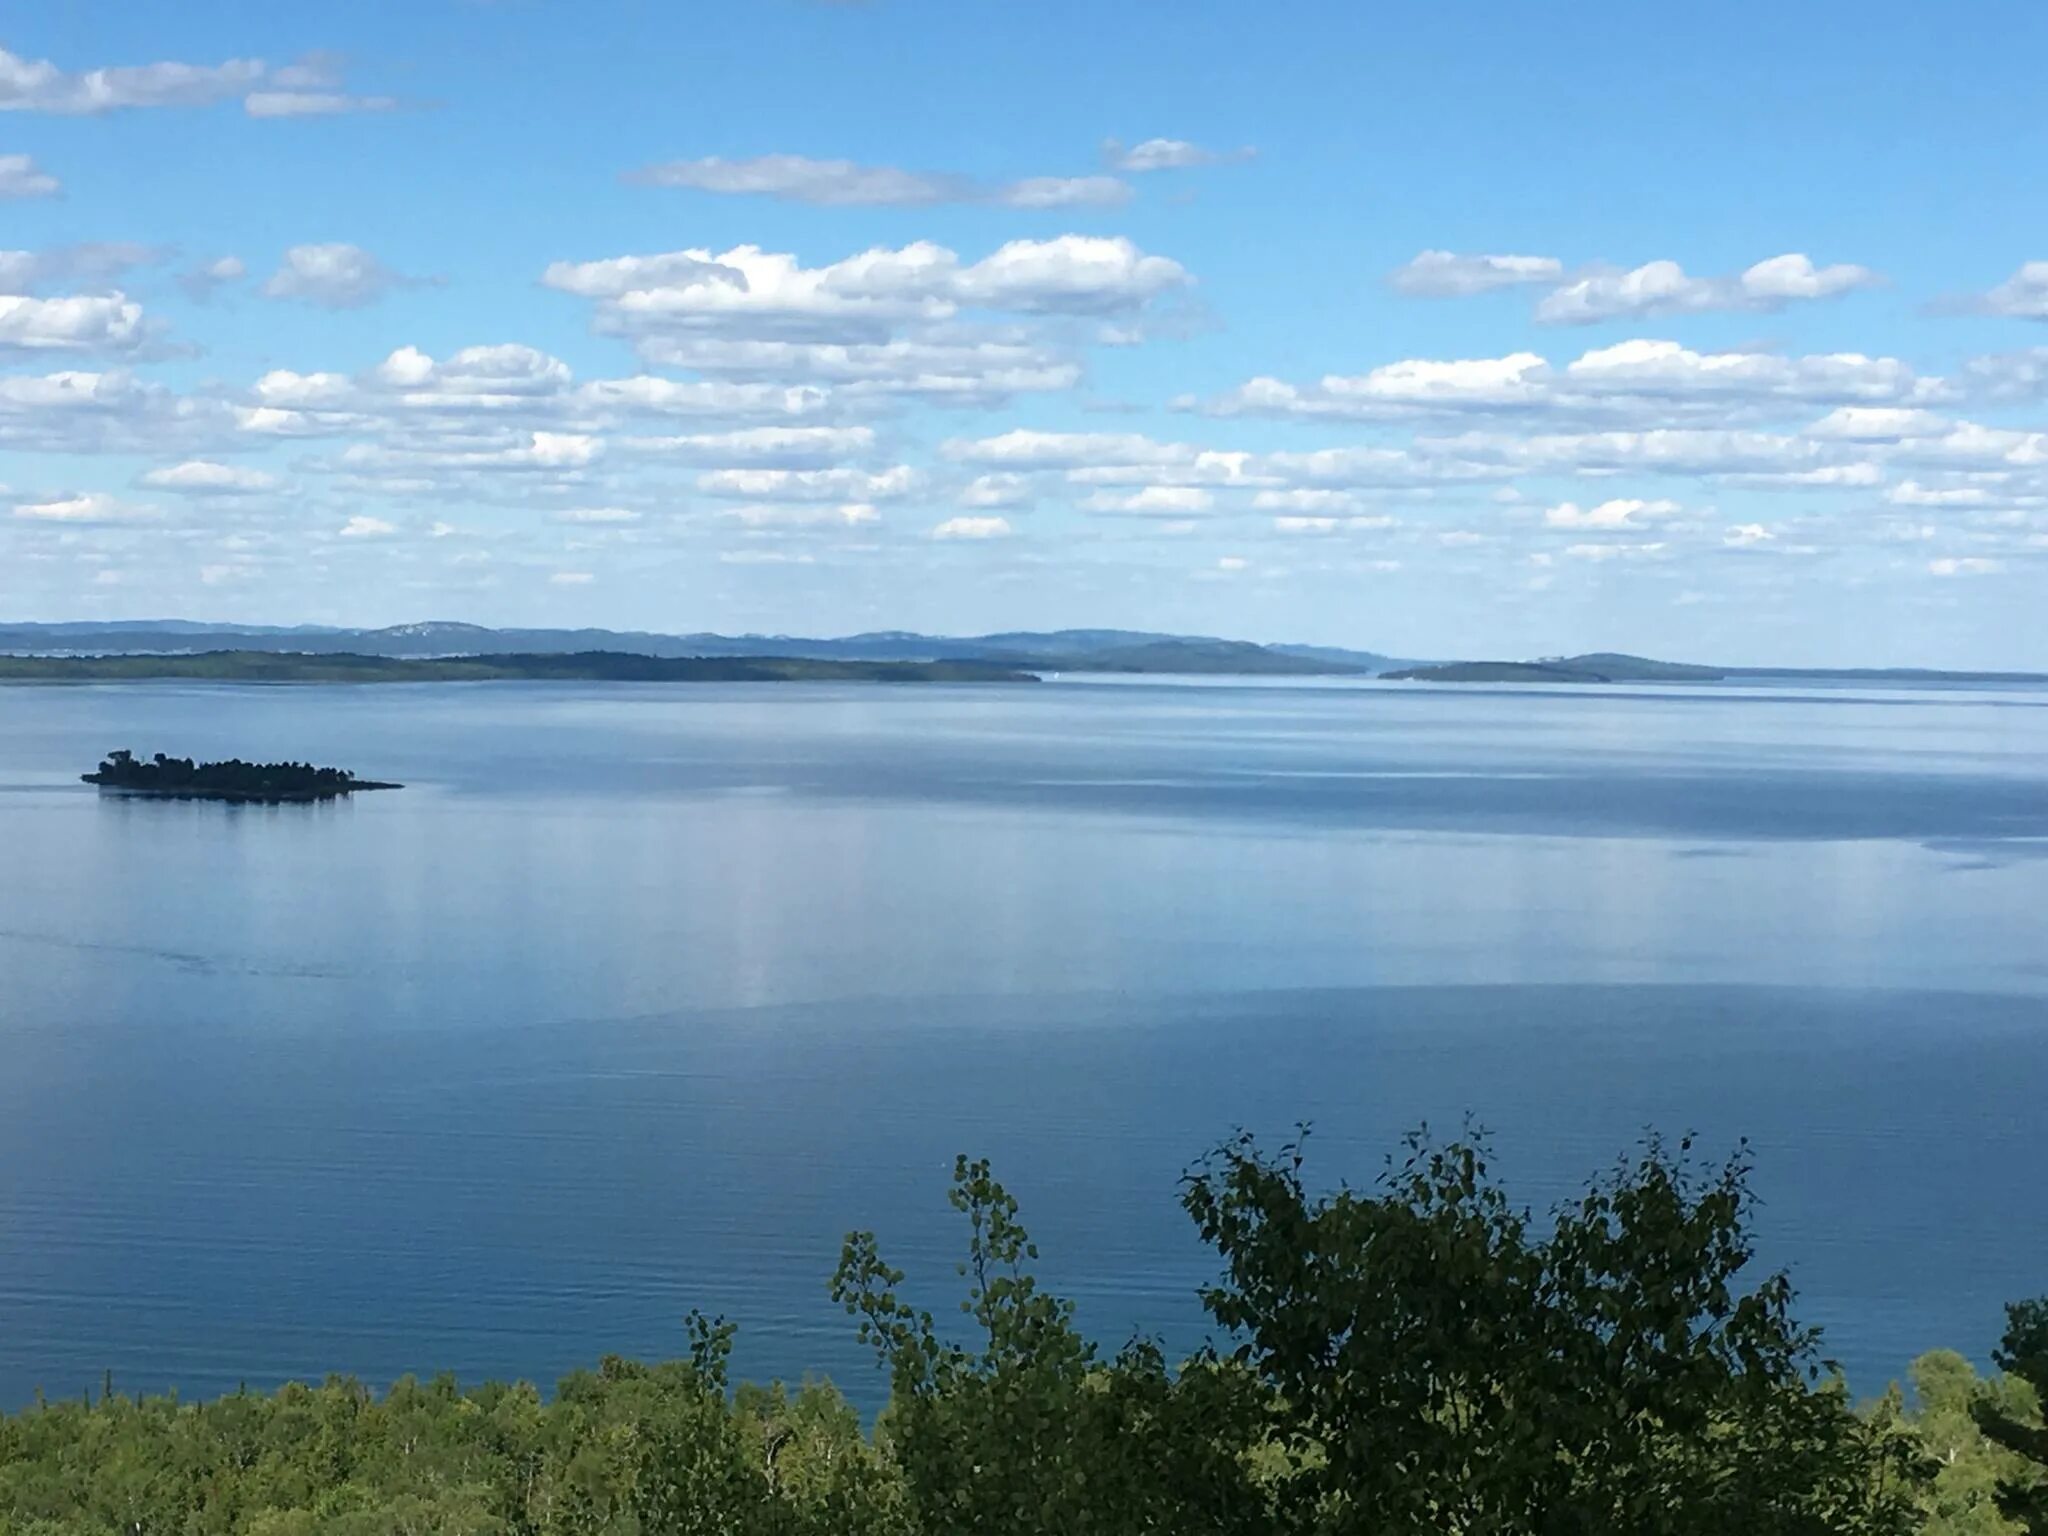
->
{"left": 1, "top": 675, "right": 2044, "bottom": 1410}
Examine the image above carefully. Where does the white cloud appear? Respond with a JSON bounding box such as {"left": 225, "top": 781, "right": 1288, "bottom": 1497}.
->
{"left": 1887, "top": 479, "right": 1997, "bottom": 508}
{"left": 12, "top": 491, "right": 152, "bottom": 523}
{"left": 179, "top": 254, "right": 247, "bottom": 302}
{"left": 338, "top": 515, "right": 397, "bottom": 538}
{"left": 942, "top": 429, "right": 1188, "bottom": 469}
{"left": 697, "top": 465, "right": 915, "bottom": 501}
{"left": 545, "top": 236, "right": 1186, "bottom": 339}
{"left": 1564, "top": 541, "right": 1668, "bottom": 562}
{"left": 953, "top": 236, "right": 1186, "bottom": 314}
{"left": 243, "top": 90, "right": 398, "bottom": 118}
{"left": 0, "top": 44, "right": 394, "bottom": 118}
{"left": 960, "top": 473, "right": 1031, "bottom": 508}
{"left": 1929, "top": 556, "right": 2002, "bottom": 576}
{"left": 0, "top": 293, "right": 145, "bottom": 353}
{"left": 724, "top": 502, "right": 879, "bottom": 528}
{"left": 0, "top": 43, "right": 263, "bottom": 113}
{"left": 1199, "top": 339, "right": 1931, "bottom": 426}
{"left": 553, "top": 507, "right": 641, "bottom": 524}
{"left": 630, "top": 153, "right": 1130, "bottom": 209}
{"left": 624, "top": 425, "right": 875, "bottom": 464}
{"left": 0, "top": 243, "right": 163, "bottom": 291}
{"left": 1962, "top": 347, "right": 2048, "bottom": 399}
{"left": 631, "top": 154, "right": 965, "bottom": 205}
{"left": 1543, "top": 497, "right": 1682, "bottom": 530}
{"left": 1970, "top": 262, "right": 2048, "bottom": 320}
{"left": 263, "top": 243, "right": 410, "bottom": 308}
{"left": 1082, "top": 486, "right": 1215, "bottom": 515}
{"left": 1804, "top": 406, "right": 1950, "bottom": 441}
{"left": 1536, "top": 254, "right": 1878, "bottom": 324}
{"left": 549, "top": 570, "right": 596, "bottom": 585}
{"left": 995, "top": 175, "right": 1129, "bottom": 208}
{"left": 0, "top": 152, "right": 58, "bottom": 197}
{"left": 931, "top": 515, "right": 1012, "bottom": 539}
{"left": 1101, "top": 138, "right": 1250, "bottom": 171}
{"left": 140, "top": 460, "right": 279, "bottom": 494}
{"left": 1389, "top": 250, "right": 1563, "bottom": 297}
{"left": 1724, "top": 523, "right": 1776, "bottom": 547}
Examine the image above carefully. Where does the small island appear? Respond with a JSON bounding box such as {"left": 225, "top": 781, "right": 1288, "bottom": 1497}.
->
{"left": 82, "top": 750, "right": 402, "bottom": 803}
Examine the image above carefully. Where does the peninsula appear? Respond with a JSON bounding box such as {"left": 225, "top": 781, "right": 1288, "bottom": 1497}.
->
{"left": 82, "top": 750, "right": 402, "bottom": 803}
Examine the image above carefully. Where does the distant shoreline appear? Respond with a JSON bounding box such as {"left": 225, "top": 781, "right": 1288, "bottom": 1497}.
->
{"left": 0, "top": 651, "right": 1042, "bottom": 686}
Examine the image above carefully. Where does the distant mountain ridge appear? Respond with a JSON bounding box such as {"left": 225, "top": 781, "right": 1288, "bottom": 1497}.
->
{"left": 0, "top": 621, "right": 1403, "bottom": 676}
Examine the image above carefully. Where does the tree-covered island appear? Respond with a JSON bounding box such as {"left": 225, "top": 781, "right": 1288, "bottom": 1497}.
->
{"left": 81, "top": 750, "right": 402, "bottom": 803}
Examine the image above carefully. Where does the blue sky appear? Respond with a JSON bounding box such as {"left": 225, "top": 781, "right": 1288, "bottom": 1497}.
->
{"left": 4, "top": 3, "right": 2047, "bottom": 664}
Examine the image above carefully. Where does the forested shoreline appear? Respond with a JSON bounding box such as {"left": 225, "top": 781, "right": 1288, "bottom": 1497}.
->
{"left": 3, "top": 1135, "right": 2041, "bottom": 1534}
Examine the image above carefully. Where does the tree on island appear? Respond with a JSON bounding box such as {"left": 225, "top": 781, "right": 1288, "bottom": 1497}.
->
{"left": 83, "top": 750, "right": 394, "bottom": 801}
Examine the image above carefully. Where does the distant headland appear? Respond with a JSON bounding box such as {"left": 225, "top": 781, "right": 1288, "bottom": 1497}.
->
{"left": 1382, "top": 653, "right": 2048, "bottom": 685}
{"left": 83, "top": 751, "right": 402, "bottom": 803}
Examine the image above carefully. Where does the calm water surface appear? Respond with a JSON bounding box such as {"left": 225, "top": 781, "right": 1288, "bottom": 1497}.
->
{"left": 1, "top": 676, "right": 2044, "bottom": 1408}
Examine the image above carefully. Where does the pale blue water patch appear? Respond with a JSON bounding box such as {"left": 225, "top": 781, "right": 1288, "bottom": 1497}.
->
{"left": 0, "top": 676, "right": 2044, "bottom": 1408}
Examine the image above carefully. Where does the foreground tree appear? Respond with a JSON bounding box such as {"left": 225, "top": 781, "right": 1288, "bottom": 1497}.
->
{"left": 1974, "top": 1297, "right": 2048, "bottom": 1531}
{"left": 832, "top": 1155, "right": 1278, "bottom": 1535}
{"left": 1180, "top": 1129, "right": 1924, "bottom": 1534}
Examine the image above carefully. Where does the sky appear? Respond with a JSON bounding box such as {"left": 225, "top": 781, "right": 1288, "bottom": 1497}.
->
{"left": 3, "top": 3, "right": 2047, "bottom": 665}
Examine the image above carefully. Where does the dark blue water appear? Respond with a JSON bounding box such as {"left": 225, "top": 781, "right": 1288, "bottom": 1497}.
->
{"left": 1, "top": 676, "right": 2044, "bottom": 1409}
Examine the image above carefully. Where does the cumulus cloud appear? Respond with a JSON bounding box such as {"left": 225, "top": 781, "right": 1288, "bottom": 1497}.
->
{"left": 263, "top": 243, "right": 412, "bottom": 308}
{"left": 140, "top": 460, "right": 279, "bottom": 494}
{"left": 630, "top": 153, "right": 1130, "bottom": 208}
{"left": 11, "top": 491, "right": 152, "bottom": 523}
{"left": 0, "top": 243, "right": 164, "bottom": 292}
{"left": 179, "top": 254, "right": 247, "bottom": 302}
{"left": 1082, "top": 486, "right": 1215, "bottom": 516}
{"left": 338, "top": 514, "right": 397, "bottom": 538}
{"left": 1542, "top": 497, "right": 1682, "bottom": 530}
{"left": 544, "top": 237, "right": 1183, "bottom": 404}
{"left": 0, "top": 292, "right": 146, "bottom": 353}
{"left": 0, "top": 152, "right": 57, "bottom": 197}
{"left": 1966, "top": 262, "right": 2048, "bottom": 321}
{"left": 698, "top": 465, "right": 913, "bottom": 502}
{"left": 545, "top": 236, "right": 1186, "bottom": 338}
{"left": 1535, "top": 254, "right": 1879, "bottom": 325}
{"left": 1195, "top": 339, "right": 1932, "bottom": 426}
{"left": 1389, "top": 251, "right": 1564, "bottom": 297}
{"left": 1929, "top": 556, "right": 2002, "bottom": 575}
{"left": 960, "top": 472, "right": 1031, "bottom": 508}
{"left": 1101, "top": 138, "right": 1252, "bottom": 171}
{"left": 931, "top": 515, "right": 1012, "bottom": 539}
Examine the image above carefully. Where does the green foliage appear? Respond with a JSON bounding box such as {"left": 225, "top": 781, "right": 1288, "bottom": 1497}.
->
{"left": 1180, "top": 1128, "right": 1924, "bottom": 1533}
{"left": 1873, "top": 1348, "right": 2040, "bottom": 1535}
{"left": 0, "top": 1129, "right": 2029, "bottom": 1535}
{"left": 831, "top": 1154, "right": 1276, "bottom": 1533}
{"left": 1972, "top": 1298, "right": 2048, "bottom": 1530}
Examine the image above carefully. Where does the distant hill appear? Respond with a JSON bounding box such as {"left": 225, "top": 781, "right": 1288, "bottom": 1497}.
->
{"left": 0, "top": 622, "right": 1401, "bottom": 676}
{"left": 1386, "top": 653, "right": 2048, "bottom": 685}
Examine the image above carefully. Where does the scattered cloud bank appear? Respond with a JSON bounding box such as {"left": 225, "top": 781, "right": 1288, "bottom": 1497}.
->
{"left": 263, "top": 244, "right": 415, "bottom": 309}
{"left": 630, "top": 152, "right": 1130, "bottom": 209}
{"left": 1100, "top": 137, "right": 1254, "bottom": 171}
{"left": 1389, "top": 250, "right": 1881, "bottom": 323}
{"left": 0, "top": 43, "right": 396, "bottom": 117}
{"left": 0, "top": 152, "right": 58, "bottom": 197}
